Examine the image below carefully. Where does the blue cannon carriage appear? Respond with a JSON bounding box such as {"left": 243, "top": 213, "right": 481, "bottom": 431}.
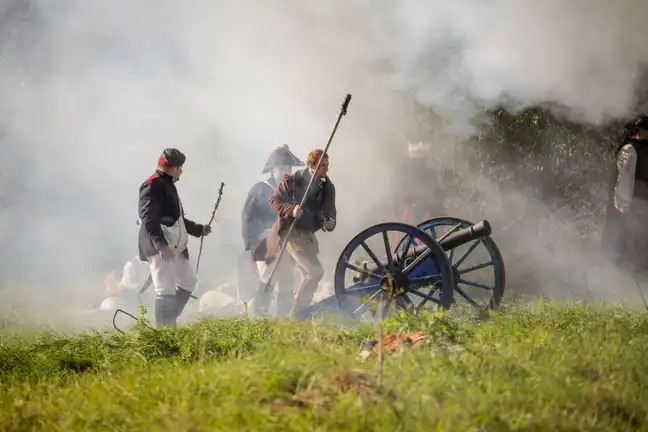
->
{"left": 296, "top": 216, "right": 506, "bottom": 321}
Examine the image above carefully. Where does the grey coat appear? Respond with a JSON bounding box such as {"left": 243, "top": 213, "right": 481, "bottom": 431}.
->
{"left": 241, "top": 177, "right": 278, "bottom": 255}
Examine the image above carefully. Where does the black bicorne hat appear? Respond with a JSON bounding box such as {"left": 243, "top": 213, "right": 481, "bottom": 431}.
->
{"left": 262, "top": 144, "right": 304, "bottom": 173}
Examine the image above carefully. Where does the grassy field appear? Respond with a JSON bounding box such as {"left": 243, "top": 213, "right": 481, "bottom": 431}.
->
{"left": 1, "top": 300, "right": 647, "bottom": 431}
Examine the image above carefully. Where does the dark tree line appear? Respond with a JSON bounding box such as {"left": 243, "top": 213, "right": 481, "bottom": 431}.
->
{"left": 391, "top": 78, "right": 648, "bottom": 299}
{"left": 407, "top": 78, "right": 648, "bottom": 233}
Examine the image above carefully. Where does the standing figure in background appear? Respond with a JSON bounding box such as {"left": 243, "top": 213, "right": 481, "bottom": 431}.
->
{"left": 264, "top": 149, "right": 337, "bottom": 316}
{"left": 138, "top": 148, "right": 212, "bottom": 328}
{"left": 391, "top": 141, "right": 446, "bottom": 225}
{"left": 239, "top": 144, "right": 303, "bottom": 316}
{"left": 601, "top": 115, "right": 648, "bottom": 273}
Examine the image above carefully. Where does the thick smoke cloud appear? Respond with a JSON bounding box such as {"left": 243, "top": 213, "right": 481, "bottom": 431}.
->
{"left": 1, "top": 0, "right": 647, "bottom": 314}
{"left": 356, "top": 0, "right": 648, "bottom": 131}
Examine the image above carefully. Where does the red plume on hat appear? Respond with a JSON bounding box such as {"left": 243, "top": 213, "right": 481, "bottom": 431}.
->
{"left": 261, "top": 144, "right": 304, "bottom": 174}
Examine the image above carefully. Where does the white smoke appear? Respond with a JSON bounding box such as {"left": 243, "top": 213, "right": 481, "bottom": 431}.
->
{"left": 358, "top": 0, "right": 648, "bottom": 128}
{"left": 1, "top": 0, "right": 647, "bottom": 317}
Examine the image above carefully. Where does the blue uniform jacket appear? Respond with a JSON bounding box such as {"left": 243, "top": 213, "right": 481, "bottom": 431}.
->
{"left": 138, "top": 170, "right": 204, "bottom": 261}
{"left": 241, "top": 177, "right": 278, "bottom": 256}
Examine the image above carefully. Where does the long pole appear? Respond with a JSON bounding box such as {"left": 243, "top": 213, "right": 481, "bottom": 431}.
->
{"left": 260, "top": 94, "right": 352, "bottom": 295}
{"left": 196, "top": 182, "right": 226, "bottom": 274}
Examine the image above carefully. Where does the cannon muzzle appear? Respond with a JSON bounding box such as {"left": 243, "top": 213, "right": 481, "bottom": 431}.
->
{"left": 438, "top": 220, "right": 491, "bottom": 251}
{"left": 351, "top": 220, "right": 492, "bottom": 281}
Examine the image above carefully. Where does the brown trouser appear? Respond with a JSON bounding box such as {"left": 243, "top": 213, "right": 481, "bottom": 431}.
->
{"left": 285, "top": 230, "right": 324, "bottom": 313}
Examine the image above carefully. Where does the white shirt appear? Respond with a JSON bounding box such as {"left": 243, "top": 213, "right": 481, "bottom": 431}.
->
{"left": 614, "top": 144, "right": 637, "bottom": 210}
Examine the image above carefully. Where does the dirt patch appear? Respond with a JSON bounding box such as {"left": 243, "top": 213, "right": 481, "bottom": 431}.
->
{"left": 359, "top": 332, "right": 428, "bottom": 359}
{"left": 273, "top": 367, "right": 396, "bottom": 410}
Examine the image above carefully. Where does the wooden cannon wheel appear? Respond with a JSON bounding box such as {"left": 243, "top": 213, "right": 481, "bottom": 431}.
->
{"left": 333, "top": 222, "right": 454, "bottom": 322}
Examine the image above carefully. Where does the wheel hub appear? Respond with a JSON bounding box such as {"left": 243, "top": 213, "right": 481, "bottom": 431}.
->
{"left": 379, "top": 271, "right": 409, "bottom": 300}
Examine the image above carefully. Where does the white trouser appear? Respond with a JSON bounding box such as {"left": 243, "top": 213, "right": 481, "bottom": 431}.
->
{"left": 149, "top": 253, "right": 198, "bottom": 296}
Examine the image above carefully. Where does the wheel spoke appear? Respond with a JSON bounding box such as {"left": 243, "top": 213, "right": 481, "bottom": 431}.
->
{"left": 427, "top": 226, "right": 437, "bottom": 239}
{"left": 352, "top": 289, "right": 382, "bottom": 315}
{"left": 454, "top": 240, "right": 481, "bottom": 268}
{"left": 344, "top": 262, "right": 383, "bottom": 281}
{"left": 398, "top": 234, "right": 415, "bottom": 264}
{"left": 344, "top": 283, "right": 382, "bottom": 293}
{"left": 382, "top": 231, "right": 395, "bottom": 271}
{"left": 360, "top": 241, "right": 387, "bottom": 274}
{"left": 458, "top": 278, "right": 492, "bottom": 291}
{"left": 455, "top": 285, "right": 481, "bottom": 308}
{"left": 448, "top": 248, "right": 455, "bottom": 265}
{"left": 408, "top": 274, "right": 442, "bottom": 286}
{"left": 458, "top": 261, "right": 493, "bottom": 275}
{"left": 408, "top": 288, "right": 442, "bottom": 308}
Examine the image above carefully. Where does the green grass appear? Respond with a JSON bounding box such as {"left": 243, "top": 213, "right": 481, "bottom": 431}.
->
{"left": 1, "top": 300, "right": 648, "bottom": 431}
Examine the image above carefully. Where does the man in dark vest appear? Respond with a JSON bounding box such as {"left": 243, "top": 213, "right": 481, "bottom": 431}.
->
{"left": 263, "top": 148, "right": 337, "bottom": 316}
{"left": 138, "top": 148, "right": 212, "bottom": 328}
{"left": 601, "top": 115, "right": 648, "bottom": 272}
{"left": 239, "top": 144, "right": 304, "bottom": 316}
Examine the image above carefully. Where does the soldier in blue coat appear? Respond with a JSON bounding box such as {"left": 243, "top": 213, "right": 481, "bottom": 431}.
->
{"left": 238, "top": 144, "right": 304, "bottom": 316}
{"left": 138, "top": 148, "right": 212, "bottom": 328}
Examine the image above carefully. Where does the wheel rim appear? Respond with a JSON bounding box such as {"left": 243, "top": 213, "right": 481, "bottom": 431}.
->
{"left": 395, "top": 216, "right": 505, "bottom": 311}
{"left": 334, "top": 222, "right": 454, "bottom": 321}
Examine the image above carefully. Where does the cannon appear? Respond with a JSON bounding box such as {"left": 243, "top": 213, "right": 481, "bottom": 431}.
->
{"left": 295, "top": 216, "right": 506, "bottom": 321}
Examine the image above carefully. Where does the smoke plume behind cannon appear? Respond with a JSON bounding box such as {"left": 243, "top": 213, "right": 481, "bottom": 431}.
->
{"left": 1, "top": 0, "right": 648, "bottom": 323}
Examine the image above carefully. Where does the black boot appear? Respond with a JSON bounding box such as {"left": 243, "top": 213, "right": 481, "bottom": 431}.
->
{"left": 174, "top": 287, "right": 193, "bottom": 321}
{"left": 155, "top": 295, "right": 178, "bottom": 329}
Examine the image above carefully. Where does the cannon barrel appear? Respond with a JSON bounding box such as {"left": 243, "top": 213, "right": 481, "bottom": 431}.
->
{"left": 353, "top": 220, "right": 492, "bottom": 280}
{"left": 405, "top": 220, "right": 492, "bottom": 256}
{"left": 438, "top": 219, "right": 491, "bottom": 251}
